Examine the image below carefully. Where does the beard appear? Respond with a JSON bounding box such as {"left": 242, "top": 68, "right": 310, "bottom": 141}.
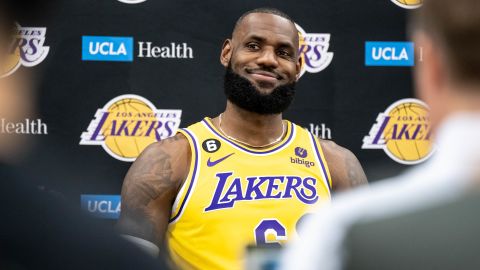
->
{"left": 223, "top": 65, "right": 296, "bottom": 115}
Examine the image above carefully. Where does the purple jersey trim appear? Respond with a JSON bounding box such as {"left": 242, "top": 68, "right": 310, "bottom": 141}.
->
{"left": 201, "top": 118, "right": 294, "bottom": 155}
{"left": 309, "top": 132, "right": 331, "bottom": 191}
{"left": 169, "top": 128, "right": 199, "bottom": 223}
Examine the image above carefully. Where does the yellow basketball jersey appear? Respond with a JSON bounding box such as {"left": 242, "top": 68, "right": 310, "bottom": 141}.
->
{"left": 167, "top": 118, "right": 331, "bottom": 270}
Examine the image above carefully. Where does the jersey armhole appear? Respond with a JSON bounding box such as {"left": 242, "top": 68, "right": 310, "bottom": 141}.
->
{"left": 310, "top": 133, "right": 333, "bottom": 192}
{"left": 169, "top": 128, "right": 200, "bottom": 224}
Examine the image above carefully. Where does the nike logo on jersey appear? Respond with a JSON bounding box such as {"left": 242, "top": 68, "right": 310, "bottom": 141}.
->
{"left": 207, "top": 153, "right": 234, "bottom": 167}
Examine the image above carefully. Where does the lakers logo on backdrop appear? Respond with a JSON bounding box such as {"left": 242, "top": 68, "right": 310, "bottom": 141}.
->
{"left": 390, "top": 0, "right": 422, "bottom": 9}
{"left": 295, "top": 24, "right": 333, "bottom": 78}
{"left": 2, "top": 24, "right": 49, "bottom": 77}
{"left": 362, "top": 99, "right": 433, "bottom": 165}
{"left": 80, "top": 94, "right": 182, "bottom": 162}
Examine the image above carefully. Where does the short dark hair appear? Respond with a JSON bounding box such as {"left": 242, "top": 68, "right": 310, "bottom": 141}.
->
{"left": 233, "top": 7, "right": 296, "bottom": 35}
{"left": 411, "top": 0, "right": 480, "bottom": 85}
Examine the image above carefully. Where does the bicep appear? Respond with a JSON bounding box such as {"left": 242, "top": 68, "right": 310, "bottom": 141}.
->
{"left": 117, "top": 135, "right": 189, "bottom": 246}
{"left": 321, "top": 140, "right": 368, "bottom": 192}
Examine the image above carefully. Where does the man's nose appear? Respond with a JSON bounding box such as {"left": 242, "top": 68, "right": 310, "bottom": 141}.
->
{"left": 255, "top": 48, "right": 279, "bottom": 68}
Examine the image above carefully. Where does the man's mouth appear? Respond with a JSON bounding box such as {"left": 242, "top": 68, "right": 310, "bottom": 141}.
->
{"left": 246, "top": 68, "right": 283, "bottom": 82}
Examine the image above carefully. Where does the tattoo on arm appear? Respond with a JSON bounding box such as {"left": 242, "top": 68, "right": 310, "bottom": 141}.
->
{"left": 117, "top": 135, "right": 183, "bottom": 245}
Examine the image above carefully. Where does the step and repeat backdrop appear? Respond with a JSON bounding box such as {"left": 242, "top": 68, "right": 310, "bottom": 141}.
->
{"left": 7, "top": 0, "right": 430, "bottom": 219}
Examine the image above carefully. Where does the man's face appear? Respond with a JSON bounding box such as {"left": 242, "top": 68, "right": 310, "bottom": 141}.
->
{"left": 221, "top": 13, "right": 301, "bottom": 94}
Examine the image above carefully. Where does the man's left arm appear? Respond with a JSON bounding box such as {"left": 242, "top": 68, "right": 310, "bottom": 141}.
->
{"left": 319, "top": 139, "right": 368, "bottom": 191}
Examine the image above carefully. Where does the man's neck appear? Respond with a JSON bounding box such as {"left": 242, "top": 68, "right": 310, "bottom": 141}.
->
{"left": 213, "top": 101, "right": 285, "bottom": 148}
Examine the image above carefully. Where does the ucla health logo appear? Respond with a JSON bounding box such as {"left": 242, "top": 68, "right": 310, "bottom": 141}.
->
{"left": 82, "top": 36, "right": 133, "bottom": 62}
{"left": 362, "top": 98, "right": 434, "bottom": 165}
{"left": 81, "top": 195, "right": 121, "bottom": 219}
{"left": 1, "top": 118, "right": 47, "bottom": 135}
{"left": 295, "top": 24, "right": 333, "bottom": 78}
{"left": 80, "top": 94, "right": 182, "bottom": 161}
{"left": 390, "top": 0, "right": 422, "bottom": 9}
{"left": 2, "top": 24, "right": 49, "bottom": 77}
{"left": 82, "top": 36, "right": 193, "bottom": 61}
{"left": 365, "top": 41, "right": 414, "bottom": 66}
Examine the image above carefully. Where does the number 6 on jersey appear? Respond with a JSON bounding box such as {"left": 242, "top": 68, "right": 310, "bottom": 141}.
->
{"left": 254, "top": 219, "right": 287, "bottom": 247}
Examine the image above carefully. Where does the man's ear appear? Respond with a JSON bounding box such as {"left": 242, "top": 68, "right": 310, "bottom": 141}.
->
{"left": 220, "top": 39, "right": 232, "bottom": 67}
{"left": 295, "top": 56, "right": 302, "bottom": 81}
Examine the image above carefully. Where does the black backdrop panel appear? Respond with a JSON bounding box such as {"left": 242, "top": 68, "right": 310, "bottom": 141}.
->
{"left": 11, "top": 0, "right": 427, "bottom": 209}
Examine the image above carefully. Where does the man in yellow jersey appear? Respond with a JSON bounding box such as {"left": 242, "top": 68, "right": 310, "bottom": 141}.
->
{"left": 117, "top": 7, "right": 367, "bottom": 270}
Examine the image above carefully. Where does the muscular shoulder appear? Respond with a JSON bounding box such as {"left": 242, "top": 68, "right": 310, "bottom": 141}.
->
{"left": 140, "top": 132, "right": 190, "bottom": 157}
{"left": 133, "top": 133, "right": 190, "bottom": 186}
{"left": 319, "top": 139, "right": 368, "bottom": 192}
{"left": 319, "top": 140, "right": 354, "bottom": 166}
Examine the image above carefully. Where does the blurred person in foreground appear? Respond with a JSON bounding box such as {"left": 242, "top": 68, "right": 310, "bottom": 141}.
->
{"left": 0, "top": 1, "right": 168, "bottom": 269}
{"left": 282, "top": 0, "right": 480, "bottom": 269}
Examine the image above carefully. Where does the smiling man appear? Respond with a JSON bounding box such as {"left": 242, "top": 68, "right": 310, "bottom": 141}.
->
{"left": 117, "top": 7, "right": 367, "bottom": 270}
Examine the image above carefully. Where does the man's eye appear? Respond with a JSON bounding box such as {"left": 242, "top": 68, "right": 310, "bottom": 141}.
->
{"left": 277, "top": 50, "right": 292, "bottom": 57}
{"left": 246, "top": 43, "right": 260, "bottom": 50}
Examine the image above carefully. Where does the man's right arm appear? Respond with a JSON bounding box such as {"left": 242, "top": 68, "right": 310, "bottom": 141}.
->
{"left": 116, "top": 133, "right": 190, "bottom": 249}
